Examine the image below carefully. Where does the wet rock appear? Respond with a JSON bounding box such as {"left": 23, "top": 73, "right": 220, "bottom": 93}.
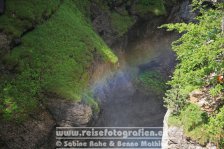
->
{"left": 0, "top": 109, "right": 55, "bottom": 149}
{"left": 90, "top": 3, "right": 116, "bottom": 46}
{"left": 46, "top": 98, "right": 92, "bottom": 127}
{"left": 167, "top": 0, "right": 197, "bottom": 23}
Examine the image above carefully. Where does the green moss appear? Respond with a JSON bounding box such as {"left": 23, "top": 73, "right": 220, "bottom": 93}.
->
{"left": 138, "top": 70, "right": 167, "bottom": 94}
{"left": 0, "top": 0, "right": 61, "bottom": 37}
{"left": 134, "top": 0, "right": 166, "bottom": 16}
{"left": 168, "top": 115, "right": 182, "bottom": 127}
{"left": 83, "top": 93, "right": 100, "bottom": 114}
{"left": 0, "top": 0, "right": 117, "bottom": 120}
{"left": 110, "top": 11, "right": 135, "bottom": 37}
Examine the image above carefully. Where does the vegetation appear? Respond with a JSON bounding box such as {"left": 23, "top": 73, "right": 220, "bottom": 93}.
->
{"left": 162, "top": 1, "right": 224, "bottom": 147}
{"left": 169, "top": 104, "right": 224, "bottom": 146}
{"left": 110, "top": 11, "right": 135, "bottom": 36}
{"left": 0, "top": 0, "right": 61, "bottom": 37}
{"left": 134, "top": 0, "right": 166, "bottom": 16}
{"left": 168, "top": 104, "right": 209, "bottom": 145}
{"left": 162, "top": 2, "right": 224, "bottom": 112}
{"left": 95, "top": 0, "right": 166, "bottom": 37}
{"left": 0, "top": 0, "right": 118, "bottom": 120}
{"left": 138, "top": 70, "right": 167, "bottom": 94}
{"left": 0, "top": 0, "right": 167, "bottom": 121}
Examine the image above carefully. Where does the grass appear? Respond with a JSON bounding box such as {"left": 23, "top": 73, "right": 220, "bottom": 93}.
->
{"left": 0, "top": 0, "right": 118, "bottom": 120}
{"left": 0, "top": 0, "right": 61, "bottom": 37}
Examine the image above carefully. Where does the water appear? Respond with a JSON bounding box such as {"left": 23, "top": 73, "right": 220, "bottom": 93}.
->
{"left": 91, "top": 22, "right": 177, "bottom": 127}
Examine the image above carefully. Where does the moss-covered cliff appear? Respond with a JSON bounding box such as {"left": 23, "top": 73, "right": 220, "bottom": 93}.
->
{"left": 0, "top": 0, "right": 193, "bottom": 148}
{"left": 0, "top": 0, "right": 119, "bottom": 121}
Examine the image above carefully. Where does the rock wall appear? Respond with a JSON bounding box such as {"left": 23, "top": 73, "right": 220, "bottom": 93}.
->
{"left": 162, "top": 110, "right": 217, "bottom": 149}
{"left": 167, "top": 0, "right": 197, "bottom": 23}
{"left": 0, "top": 109, "right": 55, "bottom": 149}
{"left": 0, "top": 1, "right": 106, "bottom": 148}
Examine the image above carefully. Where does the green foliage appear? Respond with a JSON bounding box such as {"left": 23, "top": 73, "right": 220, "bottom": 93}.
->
{"left": 169, "top": 104, "right": 209, "bottom": 145}
{"left": 0, "top": 0, "right": 118, "bottom": 120}
{"left": 134, "top": 0, "right": 166, "bottom": 16}
{"left": 110, "top": 11, "right": 135, "bottom": 37}
{"left": 164, "top": 84, "right": 189, "bottom": 113}
{"left": 161, "top": 4, "right": 224, "bottom": 112}
{"left": 180, "top": 104, "right": 208, "bottom": 131}
{"left": 138, "top": 70, "right": 167, "bottom": 94}
{"left": 162, "top": 2, "right": 224, "bottom": 146}
{"left": 83, "top": 93, "right": 100, "bottom": 113}
{"left": 207, "top": 105, "right": 224, "bottom": 147}
{"left": 171, "top": 104, "right": 224, "bottom": 146}
{"left": 0, "top": 0, "right": 61, "bottom": 37}
{"left": 209, "top": 84, "right": 223, "bottom": 97}
{"left": 168, "top": 114, "right": 182, "bottom": 126}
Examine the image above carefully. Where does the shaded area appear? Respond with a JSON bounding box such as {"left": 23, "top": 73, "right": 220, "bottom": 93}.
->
{"left": 91, "top": 21, "right": 177, "bottom": 127}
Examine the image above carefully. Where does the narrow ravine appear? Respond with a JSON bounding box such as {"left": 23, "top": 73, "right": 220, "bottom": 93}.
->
{"left": 91, "top": 20, "right": 177, "bottom": 127}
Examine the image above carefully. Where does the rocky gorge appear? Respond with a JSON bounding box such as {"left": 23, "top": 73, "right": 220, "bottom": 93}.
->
{"left": 0, "top": 0, "right": 223, "bottom": 149}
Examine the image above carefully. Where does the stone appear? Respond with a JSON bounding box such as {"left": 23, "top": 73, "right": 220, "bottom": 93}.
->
{"left": 190, "top": 96, "right": 199, "bottom": 103}
{"left": 190, "top": 90, "right": 203, "bottom": 97}
{"left": 198, "top": 98, "right": 207, "bottom": 107}
{"left": 46, "top": 97, "right": 92, "bottom": 127}
{"left": 189, "top": 90, "right": 204, "bottom": 103}
{"left": 0, "top": 109, "right": 55, "bottom": 149}
{"left": 90, "top": 3, "right": 116, "bottom": 46}
{"left": 162, "top": 110, "right": 217, "bottom": 149}
{"left": 167, "top": 0, "right": 197, "bottom": 23}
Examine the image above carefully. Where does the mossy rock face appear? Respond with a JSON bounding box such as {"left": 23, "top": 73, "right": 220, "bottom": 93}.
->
{"left": 110, "top": 11, "right": 135, "bottom": 37}
{"left": 46, "top": 97, "right": 93, "bottom": 127}
{"left": 138, "top": 70, "right": 167, "bottom": 95}
{"left": 0, "top": 0, "right": 61, "bottom": 37}
{"left": 0, "top": 0, "right": 118, "bottom": 120}
{"left": 134, "top": 0, "right": 166, "bottom": 16}
{"left": 91, "top": 0, "right": 166, "bottom": 41}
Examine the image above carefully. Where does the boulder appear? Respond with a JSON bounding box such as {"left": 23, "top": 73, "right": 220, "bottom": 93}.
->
{"left": 46, "top": 97, "right": 92, "bottom": 127}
